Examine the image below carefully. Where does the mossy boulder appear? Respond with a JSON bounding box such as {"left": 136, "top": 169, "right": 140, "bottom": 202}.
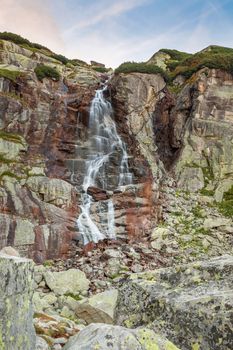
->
{"left": 63, "top": 323, "right": 180, "bottom": 350}
{"left": 115, "top": 255, "right": 233, "bottom": 350}
{"left": 43, "top": 269, "right": 90, "bottom": 296}
{"left": 0, "top": 253, "right": 36, "bottom": 349}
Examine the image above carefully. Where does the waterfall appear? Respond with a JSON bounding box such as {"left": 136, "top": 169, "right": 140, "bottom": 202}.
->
{"left": 76, "top": 85, "right": 133, "bottom": 245}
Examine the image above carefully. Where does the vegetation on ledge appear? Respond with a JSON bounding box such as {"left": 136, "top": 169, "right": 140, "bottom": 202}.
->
{"left": 34, "top": 65, "right": 60, "bottom": 82}
{"left": 0, "top": 31, "right": 74, "bottom": 67}
{"left": 115, "top": 62, "right": 168, "bottom": 80}
{"left": 0, "top": 68, "right": 21, "bottom": 82}
{"left": 159, "top": 48, "right": 192, "bottom": 62}
{"left": 169, "top": 46, "right": 233, "bottom": 79}
{"left": 0, "top": 31, "right": 50, "bottom": 52}
{"left": 0, "top": 131, "right": 25, "bottom": 144}
{"left": 92, "top": 66, "right": 110, "bottom": 73}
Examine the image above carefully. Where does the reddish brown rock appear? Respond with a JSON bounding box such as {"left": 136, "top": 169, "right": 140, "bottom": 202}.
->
{"left": 87, "top": 186, "right": 110, "bottom": 201}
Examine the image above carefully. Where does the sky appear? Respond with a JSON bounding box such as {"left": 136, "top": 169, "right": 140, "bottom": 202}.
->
{"left": 0, "top": 0, "right": 233, "bottom": 67}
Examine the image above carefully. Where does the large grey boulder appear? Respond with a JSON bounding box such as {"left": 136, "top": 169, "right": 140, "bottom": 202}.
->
{"left": 75, "top": 289, "right": 118, "bottom": 324}
{"left": 63, "top": 323, "right": 180, "bottom": 350}
{"left": 44, "top": 268, "right": 90, "bottom": 296}
{"left": 115, "top": 255, "right": 233, "bottom": 350}
{"left": 0, "top": 253, "right": 36, "bottom": 350}
{"left": 36, "top": 336, "right": 50, "bottom": 350}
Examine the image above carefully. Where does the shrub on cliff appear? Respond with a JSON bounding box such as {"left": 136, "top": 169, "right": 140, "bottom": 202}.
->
{"left": 170, "top": 46, "right": 233, "bottom": 79}
{"left": 51, "top": 54, "right": 69, "bottom": 65}
{"left": 159, "top": 49, "right": 192, "bottom": 62}
{"left": 0, "top": 31, "right": 49, "bottom": 51}
{"left": 92, "top": 66, "right": 109, "bottom": 73}
{"left": 115, "top": 62, "right": 168, "bottom": 80}
{"left": 34, "top": 65, "right": 60, "bottom": 82}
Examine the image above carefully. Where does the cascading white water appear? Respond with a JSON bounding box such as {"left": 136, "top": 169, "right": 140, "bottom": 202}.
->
{"left": 76, "top": 85, "right": 133, "bottom": 245}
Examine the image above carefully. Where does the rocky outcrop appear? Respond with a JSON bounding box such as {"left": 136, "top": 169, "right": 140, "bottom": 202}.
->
{"left": 115, "top": 255, "right": 233, "bottom": 350}
{"left": 111, "top": 72, "right": 166, "bottom": 181}
{"left": 154, "top": 68, "right": 233, "bottom": 200}
{"left": 63, "top": 323, "right": 180, "bottom": 350}
{"left": 110, "top": 73, "right": 167, "bottom": 237}
{"left": 173, "top": 69, "right": 233, "bottom": 196}
{"left": 0, "top": 253, "right": 35, "bottom": 350}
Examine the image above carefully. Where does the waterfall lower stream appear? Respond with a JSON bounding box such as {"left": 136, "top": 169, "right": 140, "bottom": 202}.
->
{"left": 76, "top": 85, "right": 133, "bottom": 245}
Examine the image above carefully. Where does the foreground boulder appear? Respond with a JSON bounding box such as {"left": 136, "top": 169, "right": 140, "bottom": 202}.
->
{"left": 63, "top": 323, "right": 180, "bottom": 350}
{"left": 0, "top": 253, "right": 36, "bottom": 349}
{"left": 75, "top": 289, "right": 118, "bottom": 324}
{"left": 115, "top": 255, "right": 233, "bottom": 350}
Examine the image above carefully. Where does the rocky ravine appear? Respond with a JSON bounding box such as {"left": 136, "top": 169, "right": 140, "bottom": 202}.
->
{"left": 0, "top": 36, "right": 232, "bottom": 350}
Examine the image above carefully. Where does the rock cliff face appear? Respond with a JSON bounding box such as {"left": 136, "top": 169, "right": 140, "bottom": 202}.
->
{"left": 0, "top": 37, "right": 232, "bottom": 265}
{"left": 0, "top": 40, "right": 163, "bottom": 260}
{"left": 0, "top": 39, "right": 101, "bottom": 261}
{"left": 163, "top": 69, "right": 233, "bottom": 198}
{"left": 1, "top": 36, "right": 232, "bottom": 350}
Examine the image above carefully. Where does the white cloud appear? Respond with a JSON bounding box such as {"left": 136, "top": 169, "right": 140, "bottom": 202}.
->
{"left": 0, "top": 0, "right": 64, "bottom": 53}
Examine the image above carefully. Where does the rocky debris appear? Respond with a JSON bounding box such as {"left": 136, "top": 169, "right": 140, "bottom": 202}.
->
{"left": 0, "top": 253, "right": 36, "bottom": 349}
{"left": 203, "top": 217, "right": 231, "bottom": 229}
{"left": 34, "top": 312, "right": 83, "bottom": 350}
{"left": 160, "top": 187, "right": 233, "bottom": 264}
{"left": 38, "top": 241, "right": 170, "bottom": 295}
{"left": 115, "top": 255, "right": 233, "bottom": 350}
{"left": 63, "top": 323, "right": 180, "bottom": 350}
{"left": 75, "top": 289, "right": 118, "bottom": 324}
{"left": 43, "top": 268, "right": 90, "bottom": 296}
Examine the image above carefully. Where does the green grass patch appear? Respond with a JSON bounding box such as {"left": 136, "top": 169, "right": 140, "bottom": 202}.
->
{"left": 64, "top": 293, "right": 82, "bottom": 301}
{"left": 167, "top": 84, "right": 183, "bottom": 95}
{"left": 0, "top": 171, "right": 22, "bottom": 181}
{"left": 200, "top": 188, "right": 215, "bottom": 196}
{"left": 217, "top": 199, "right": 233, "bottom": 218}
{"left": 159, "top": 49, "right": 192, "bottom": 62}
{"left": 115, "top": 62, "right": 168, "bottom": 81}
{"left": 217, "top": 185, "right": 233, "bottom": 217}
{"left": 0, "top": 68, "right": 21, "bottom": 82}
{"left": 51, "top": 53, "right": 69, "bottom": 65}
{"left": 35, "top": 65, "right": 60, "bottom": 82}
{"left": 68, "top": 58, "right": 89, "bottom": 67}
{"left": 0, "top": 131, "right": 25, "bottom": 144}
{"left": 43, "top": 260, "right": 54, "bottom": 267}
{"left": 191, "top": 205, "right": 205, "bottom": 219}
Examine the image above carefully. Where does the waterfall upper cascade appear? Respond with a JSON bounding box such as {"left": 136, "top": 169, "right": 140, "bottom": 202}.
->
{"left": 76, "top": 85, "right": 133, "bottom": 245}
